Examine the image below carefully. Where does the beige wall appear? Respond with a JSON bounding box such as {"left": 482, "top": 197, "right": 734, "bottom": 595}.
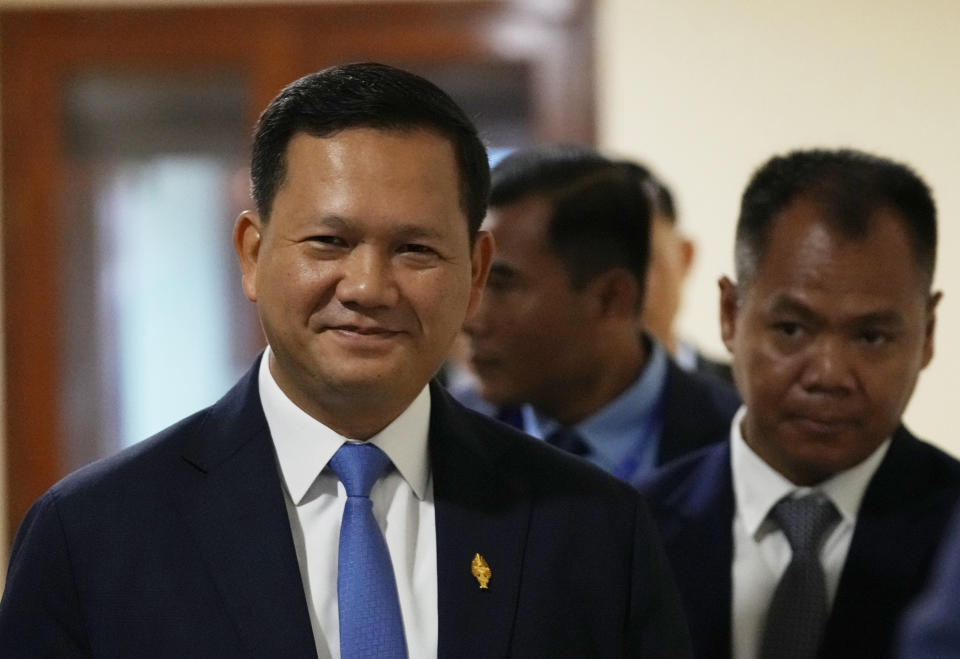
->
{"left": 597, "top": 0, "right": 960, "bottom": 455}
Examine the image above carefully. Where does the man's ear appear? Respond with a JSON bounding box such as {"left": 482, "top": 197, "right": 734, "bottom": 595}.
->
{"left": 921, "top": 290, "right": 943, "bottom": 369}
{"left": 679, "top": 236, "right": 696, "bottom": 278}
{"left": 719, "top": 275, "right": 739, "bottom": 355}
{"left": 593, "top": 268, "right": 641, "bottom": 320}
{"left": 233, "top": 211, "right": 262, "bottom": 302}
{"left": 465, "top": 230, "right": 495, "bottom": 319}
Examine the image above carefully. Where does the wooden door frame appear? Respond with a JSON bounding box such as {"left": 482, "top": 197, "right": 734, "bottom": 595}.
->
{"left": 0, "top": 1, "right": 595, "bottom": 539}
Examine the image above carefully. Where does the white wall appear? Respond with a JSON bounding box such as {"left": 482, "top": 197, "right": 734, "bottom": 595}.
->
{"left": 597, "top": 0, "right": 960, "bottom": 455}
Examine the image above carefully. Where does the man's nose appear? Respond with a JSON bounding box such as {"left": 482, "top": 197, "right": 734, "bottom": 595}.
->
{"left": 800, "top": 334, "right": 856, "bottom": 395}
{"left": 336, "top": 247, "right": 398, "bottom": 308}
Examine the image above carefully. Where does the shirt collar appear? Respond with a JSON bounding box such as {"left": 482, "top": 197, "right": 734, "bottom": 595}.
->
{"left": 259, "top": 347, "right": 432, "bottom": 505}
{"left": 730, "top": 405, "right": 891, "bottom": 539}
{"left": 523, "top": 337, "right": 669, "bottom": 468}
{"left": 673, "top": 339, "right": 699, "bottom": 371}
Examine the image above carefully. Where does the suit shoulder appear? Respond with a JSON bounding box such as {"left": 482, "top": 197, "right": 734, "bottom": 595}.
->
{"left": 639, "top": 442, "right": 728, "bottom": 506}
{"left": 696, "top": 352, "right": 734, "bottom": 383}
{"left": 890, "top": 428, "right": 960, "bottom": 478}
{"left": 909, "top": 434, "right": 960, "bottom": 473}
{"left": 47, "top": 406, "right": 212, "bottom": 505}
{"left": 666, "top": 361, "right": 740, "bottom": 414}
{"left": 890, "top": 430, "right": 960, "bottom": 498}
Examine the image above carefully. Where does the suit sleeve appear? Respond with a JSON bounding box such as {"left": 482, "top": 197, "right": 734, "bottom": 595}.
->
{"left": 628, "top": 494, "right": 693, "bottom": 658}
{"left": 0, "top": 492, "right": 93, "bottom": 657}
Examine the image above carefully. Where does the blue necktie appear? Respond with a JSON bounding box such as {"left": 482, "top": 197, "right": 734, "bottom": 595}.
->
{"left": 329, "top": 443, "right": 408, "bottom": 659}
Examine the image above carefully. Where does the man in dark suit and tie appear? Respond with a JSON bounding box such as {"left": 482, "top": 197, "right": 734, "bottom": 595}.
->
{"left": 640, "top": 148, "right": 960, "bottom": 658}
{"left": 0, "top": 63, "right": 690, "bottom": 657}
{"left": 460, "top": 146, "right": 739, "bottom": 486}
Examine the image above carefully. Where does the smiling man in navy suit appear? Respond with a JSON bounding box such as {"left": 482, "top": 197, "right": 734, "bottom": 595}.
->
{"left": 0, "top": 63, "right": 690, "bottom": 658}
{"left": 640, "top": 148, "right": 960, "bottom": 659}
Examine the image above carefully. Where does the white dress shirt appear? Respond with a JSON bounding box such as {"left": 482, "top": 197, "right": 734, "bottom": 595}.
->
{"left": 259, "top": 348, "right": 438, "bottom": 659}
{"left": 729, "top": 406, "right": 890, "bottom": 659}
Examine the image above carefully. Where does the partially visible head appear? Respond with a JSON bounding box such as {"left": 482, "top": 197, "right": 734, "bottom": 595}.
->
{"left": 487, "top": 145, "right": 651, "bottom": 293}
{"left": 721, "top": 148, "right": 940, "bottom": 485}
{"left": 621, "top": 161, "right": 695, "bottom": 353}
{"left": 621, "top": 161, "right": 677, "bottom": 224}
{"left": 464, "top": 144, "right": 652, "bottom": 421}
{"left": 250, "top": 62, "right": 490, "bottom": 241}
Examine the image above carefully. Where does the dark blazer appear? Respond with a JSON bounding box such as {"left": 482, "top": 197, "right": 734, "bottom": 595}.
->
{"left": 656, "top": 359, "right": 739, "bottom": 466}
{"left": 0, "top": 358, "right": 692, "bottom": 658}
{"left": 639, "top": 427, "right": 960, "bottom": 659}
{"left": 692, "top": 351, "right": 733, "bottom": 386}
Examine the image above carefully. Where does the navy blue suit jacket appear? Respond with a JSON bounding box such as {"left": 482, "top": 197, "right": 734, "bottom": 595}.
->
{"left": 639, "top": 427, "right": 960, "bottom": 659}
{"left": 0, "top": 358, "right": 691, "bottom": 658}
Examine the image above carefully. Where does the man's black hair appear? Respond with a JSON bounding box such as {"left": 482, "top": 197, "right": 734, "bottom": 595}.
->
{"left": 736, "top": 148, "right": 937, "bottom": 289}
{"left": 490, "top": 144, "right": 652, "bottom": 299}
{"left": 251, "top": 62, "right": 490, "bottom": 239}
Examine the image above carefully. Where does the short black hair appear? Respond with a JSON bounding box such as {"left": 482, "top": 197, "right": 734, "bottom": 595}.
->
{"left": 250, "top": 62, "right": 490, "bottom": 239}
{"left": 490, "top": 144, "right": 651, "bottom": 297}
{"left": 620, "top": 160, "right": 677, "bottom": 224}
{"left": 736, "top": 148, "right": 937, "bottom": 289}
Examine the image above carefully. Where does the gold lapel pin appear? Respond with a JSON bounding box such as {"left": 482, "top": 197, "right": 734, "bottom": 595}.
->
{"left": 471, "top": 553, "right": 491, "bottom": 589}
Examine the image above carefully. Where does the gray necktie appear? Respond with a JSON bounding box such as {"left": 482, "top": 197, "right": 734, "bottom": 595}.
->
{"left": 760, "top": 493, "right": 841, "bottom": 659}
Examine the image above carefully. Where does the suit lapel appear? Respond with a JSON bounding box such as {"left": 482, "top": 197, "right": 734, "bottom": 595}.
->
{"left": 430, "top": 383, "right": 532, "bottom": 659}
{"left": 176, "top": 360, "right": 317, "bottom": 658}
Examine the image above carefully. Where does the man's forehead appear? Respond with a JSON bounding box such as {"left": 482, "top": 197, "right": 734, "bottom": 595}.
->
{"left": 765, "top": 195, "right": 916, "bottom": 251}
{"left": 759, "top": 202, "right": 920, "bottom": 272}
{"left": 762, "top": 291, "right": 908, "bottom": 326}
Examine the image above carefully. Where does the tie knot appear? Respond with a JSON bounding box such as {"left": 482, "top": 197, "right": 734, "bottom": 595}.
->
{"left": 329, "top": 443, "right": 393, "bottom": 498}
{"left": 545, "top": 427, "right": 591, "bottom": 457}
{"left": 770, "top": 493, "right": 841, "bottom": 556}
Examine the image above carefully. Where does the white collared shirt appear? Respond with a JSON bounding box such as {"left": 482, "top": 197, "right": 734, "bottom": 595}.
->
{"left": 259, "top": 348, "right": 438, "bottom": 659}
{"left": 729, "top": 406, "right": 890, "bottom": 659}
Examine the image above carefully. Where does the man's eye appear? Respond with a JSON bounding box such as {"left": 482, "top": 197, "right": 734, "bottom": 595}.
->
{"left": 774, "top": 322, "right": 804, "bottom": 338}
{"left": 308, "top": 235, "right": 347, "bottom": 247}
{"left": 399, "top": 243, "right": 436, "bottom": 255}
{"left": 858, "top": 329, "right": 890, "bottom": 346}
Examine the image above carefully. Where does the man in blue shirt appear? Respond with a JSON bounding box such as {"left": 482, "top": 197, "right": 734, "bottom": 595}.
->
{"left": 460, "top": 145, "right": 738, "bottom": 485}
